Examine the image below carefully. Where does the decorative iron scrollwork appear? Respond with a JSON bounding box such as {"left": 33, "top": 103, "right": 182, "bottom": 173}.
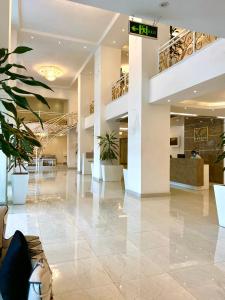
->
{"left": 112, "top": 73, "right": 129, "bottom": 101}
{"left": 159, "top": 31, "right": 217, "bottom": 72}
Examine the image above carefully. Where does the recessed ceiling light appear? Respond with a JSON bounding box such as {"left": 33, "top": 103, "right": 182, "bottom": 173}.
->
{"left": 58, "top": 41, "right": 61, "bottom": 45}
{"left": 122, "top": 28, "right": 125, "bottom": 32}
{"left": 160, "top": 1, "right": 170, "bottom": 7}
{"left": 113, "top": 40, "right": 116, "bottom": 44}
{"left": 193, "top": 90, "right": 198, "bottom": 94}
{"left": 167, "top": 99, "right": 171, "bottom": 103}
{"left": 31, "top": 36, "right": 34, "bottom": 39}
{"left": 83, "top": 45, "right": 87, "bottom": 49}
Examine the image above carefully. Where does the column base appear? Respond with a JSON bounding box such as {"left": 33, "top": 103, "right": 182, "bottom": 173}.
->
{"left": 126, "top": 189, "right": 170, "bottom": 198}
{"left": 93, "top": 176, "right": 102, "bottom": 182}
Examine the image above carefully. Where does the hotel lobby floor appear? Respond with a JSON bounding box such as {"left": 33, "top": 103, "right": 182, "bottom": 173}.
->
{"left": 5, "top": 168, "right": 225, "bottom": 299}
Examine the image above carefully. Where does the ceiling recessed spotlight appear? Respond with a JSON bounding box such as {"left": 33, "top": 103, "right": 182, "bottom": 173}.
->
{"left": 83, "top": 45, "right": 87, "bottom": 49}
{"left": 122, "top": 28, "right": 126, "bottom": 32}
{"left": 113, "top": 40, "right": 116, "bottom": 44}
{"left": 167, "top": 99, "right": 171, "bottom": 103}
{"left": 193, "top": 90, "right": 198, "bottom": 94}
{"left": 31, "top": 36, "right": 34, "bottom": 39}
{"left": 58, "top": 41, "right": 61, "bottom": 45}
{"left": 160, "top": 1, "right": 170, "bottom": 7}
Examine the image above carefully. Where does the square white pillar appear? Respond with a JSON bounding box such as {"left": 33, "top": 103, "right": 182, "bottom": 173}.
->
{"left": 127, "top": 24, "right": 171, "bottom": 197}
{"left": 0, "top": 0, "right": 12, "bottom": 203}
{"left": 77, "top": 74, "right": 94, "bottom": 173}
{"left": 93, "top": 46, "right": 121, "bottom": 180}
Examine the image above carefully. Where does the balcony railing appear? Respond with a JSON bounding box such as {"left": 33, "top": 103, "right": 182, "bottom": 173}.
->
{"left": 158, "top": 30, "right": 217, "bottom": 72}
{"left": 89, "top": 100, "right": 94, "bottom": 114}
{"left": 112, "top": 73, "right": 129, "bottom": 101}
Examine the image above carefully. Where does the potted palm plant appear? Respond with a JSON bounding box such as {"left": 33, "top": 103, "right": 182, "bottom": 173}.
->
{"left": 97, "top": 131, "right": 123, "bottom": 181}
{"left": 214, "top": 132, "right": 225, "bottom": 226}
{"left": 0, "top": 46, "right": 51, "bottom": 204}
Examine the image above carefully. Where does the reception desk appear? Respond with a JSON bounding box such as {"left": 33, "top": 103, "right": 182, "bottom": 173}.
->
{"left": 170, "top": 158, "right": 209, "bottom": 190}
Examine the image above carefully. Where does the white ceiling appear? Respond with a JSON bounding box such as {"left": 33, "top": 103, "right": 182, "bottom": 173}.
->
{"left": 172, "top": 88, "right": 225, "bottom": 117}
{"left": 13, "top": 0, "right": 122, "bottom": 88}
{"left": 72, "top": 0, "right": 225, "bottom": 38}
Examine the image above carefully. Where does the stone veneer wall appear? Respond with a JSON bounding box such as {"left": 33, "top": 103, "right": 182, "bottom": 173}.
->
{"left": 184, "top": 117, "right": 224, "bottom": 183}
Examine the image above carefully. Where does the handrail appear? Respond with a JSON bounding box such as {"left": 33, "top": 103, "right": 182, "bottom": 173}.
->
{"left": 112, "top": 73, "right": 129, "bottom": 101}
{"left": 158, "top": 29, "right": 189, "bottom": 52}
{"left": 159, "top": 29, "right": 190, "bottom": 52}
{"left": 158, "top": 30, "right": 217, "bottom": 72}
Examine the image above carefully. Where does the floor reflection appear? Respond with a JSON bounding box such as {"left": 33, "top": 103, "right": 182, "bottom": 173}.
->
{"left": 5, "top": 168, "right": 225, "bottom": 300}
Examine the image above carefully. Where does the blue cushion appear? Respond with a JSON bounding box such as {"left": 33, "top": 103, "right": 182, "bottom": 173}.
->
{"left": 0, "top": 230, "right": 32, "bottom": 300}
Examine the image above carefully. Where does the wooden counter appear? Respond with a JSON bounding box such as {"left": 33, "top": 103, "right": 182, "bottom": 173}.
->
{"left": 170, "top": 158, "right": 208, "bottom": 189}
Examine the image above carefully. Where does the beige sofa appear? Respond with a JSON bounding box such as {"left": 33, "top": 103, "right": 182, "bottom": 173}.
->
{"left": 0, "top": 206, "right": 53, "bottom": 300}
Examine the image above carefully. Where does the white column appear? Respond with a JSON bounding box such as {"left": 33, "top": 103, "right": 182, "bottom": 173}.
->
{"left": 127, "top": 24, "right": 171, "bottom": 197}
{"left": 0, "top": 0, "right": 12, "bottom": 203}
{"left": 67, "top": 83, "right": 78, "bottom": 168}
{"left": 77, "top": 74, "right": 94, "bottom": 173}
{"left": 93, "top": 46, "right": 121, "bottom": 180}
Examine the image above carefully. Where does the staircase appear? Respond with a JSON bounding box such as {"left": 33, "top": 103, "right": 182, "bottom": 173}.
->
{"left": 28, "top": 112, "right": 77, "bottom": 156}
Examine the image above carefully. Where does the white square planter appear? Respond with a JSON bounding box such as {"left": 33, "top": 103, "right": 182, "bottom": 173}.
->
{"left": 214, "top": 184, "right": 225, "bottom": 227}
{"left": 101, "top": 165, "right": 123, "bottom": 182}
{"left": 11, "top": 173, "right": 29, "bottom": 205}
{"left": 123, "top": 169, "right": 128, "bottom": 190}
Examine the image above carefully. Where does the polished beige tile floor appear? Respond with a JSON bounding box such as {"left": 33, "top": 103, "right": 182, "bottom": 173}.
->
{"left": 5, "top": 168, "right": 225, "bottom": 299}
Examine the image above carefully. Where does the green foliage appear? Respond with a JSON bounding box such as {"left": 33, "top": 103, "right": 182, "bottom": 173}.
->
{"left": 0, "top": 46, "right": 51, "bottom": 173}
{"left": 216, "top": 132, "right": 225, "bottom": 171}
{"left": 97, "top": 131, "right": 119, "bottom": 163}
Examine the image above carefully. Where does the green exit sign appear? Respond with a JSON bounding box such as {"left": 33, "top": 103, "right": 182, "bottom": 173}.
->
{"left": 129, "top": 20, "right": 158, "bottom": 39}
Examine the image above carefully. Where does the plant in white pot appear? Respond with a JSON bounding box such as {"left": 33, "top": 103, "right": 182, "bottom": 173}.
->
{"left": 97, "top": 131, "right": 123, "bottom": 181}
{"left": 214, "top": 132, "right": 225, "bottom": 227}
{"left": 0, "top": 46, "right": 51, "bottom": 204}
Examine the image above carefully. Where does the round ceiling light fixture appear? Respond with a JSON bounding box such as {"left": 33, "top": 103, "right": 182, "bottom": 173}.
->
{"left": 160, "top": 1, "right": 170, "bottom": 7}
{"left": 38, "top": 65, "right": 63, "bottom": 82}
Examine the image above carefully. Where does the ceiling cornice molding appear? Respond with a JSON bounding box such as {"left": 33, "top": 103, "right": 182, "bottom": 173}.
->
{"left": 20, "top": 28, "right": 97, "bottom": 46}
{"left": 70, "top": 12, "right": 120, "bottom": 87}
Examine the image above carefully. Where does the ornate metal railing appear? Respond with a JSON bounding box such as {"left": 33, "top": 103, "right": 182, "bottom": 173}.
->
{"left": 158, "top": 30, "right": 217, "bottom": 72}
{"left": 89, "top": 100, "right": 94, "bottom": 114}
{"left": 112, "top": 73, "right": 129, "bottom": 101}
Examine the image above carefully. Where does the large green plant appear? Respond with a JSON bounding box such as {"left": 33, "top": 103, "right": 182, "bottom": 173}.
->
{"left": 97, "top": 131, "right": 119, "bottom": 163}
{"left": 216, "top": 132, "right": 225, "bottom": 170}
{"left": 0, "top": 46, "right": 51, "bottom": 173}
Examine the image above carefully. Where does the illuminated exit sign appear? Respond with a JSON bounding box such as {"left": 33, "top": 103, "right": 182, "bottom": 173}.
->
{"left": 129, "top": 20, "right": 158, "bottom": 39}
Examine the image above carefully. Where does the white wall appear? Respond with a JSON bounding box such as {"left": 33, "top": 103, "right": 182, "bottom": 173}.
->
{"left": 170, "top": 125, "right": 184, "bottom": 158}
{"left": 43, "top": 136, "right": 67, "bottom": 164}
{"left": 84, "top": 114, "right": 94, "bottom": 129}
{"left": 149, "top": 39, "right": 225, "bottom": 103}
{"left": 105, "top": 93, "right": 128, "bottom": 121}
